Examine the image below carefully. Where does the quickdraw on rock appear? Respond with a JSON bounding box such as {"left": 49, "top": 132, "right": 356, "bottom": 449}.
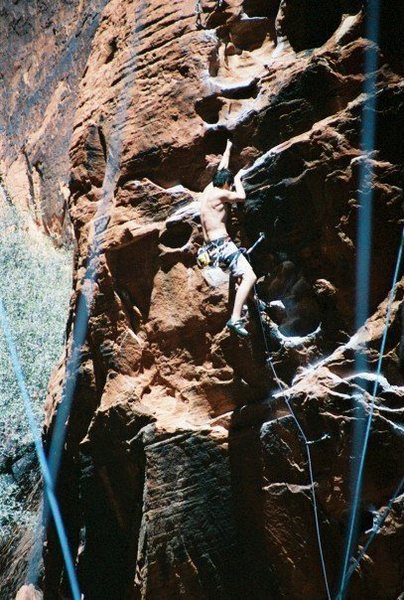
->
{"left": 195, "top": 0, "right": 225, "bottom": 30}
{"left": 196, "top": 246, "right": 211, "bottom": 268}
{"left": 195, "top": 0, "right": 203, "bottom": 29}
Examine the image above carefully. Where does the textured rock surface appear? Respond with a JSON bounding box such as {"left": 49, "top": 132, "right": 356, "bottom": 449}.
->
{"left": 0, "top": 0, "right": 109, "bottom": 242}
{"left": 2, "top": 0, "right": 403, "bottom": 598}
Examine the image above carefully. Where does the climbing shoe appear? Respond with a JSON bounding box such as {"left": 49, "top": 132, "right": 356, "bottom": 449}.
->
{"left": 226, "top": 318, "right": 249, "bottom": 338}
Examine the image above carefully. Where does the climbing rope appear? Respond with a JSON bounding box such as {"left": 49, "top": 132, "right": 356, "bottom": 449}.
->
{"left": 46, "top": 0, "right": 147, "bottom": 500}
{"left": 246, "top": 221, "right": 403, "bottom": 599}
{"left": 245, "top": 239, "right": 332, "bottom": 600}
{"left": 338, "top": 0, "right": 382, "bottom": 593}
{"left": 346, "top": 475, "right": 404, "bottom": 583}
{"left": 0, "top": 298, "right": 82, "bottom": 600}
{"left": 337, "top": 224, "right": 404, "bottom": 599}
{"left": 24, "top": 0, "right": 149, "bottom": 586}
{"left": 258, "top": 315, "right": 332, "bottom": 600}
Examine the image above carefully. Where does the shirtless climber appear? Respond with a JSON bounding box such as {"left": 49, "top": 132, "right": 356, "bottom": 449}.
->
{"left": 198, "top": 139, "right": 257, "bottom": 337}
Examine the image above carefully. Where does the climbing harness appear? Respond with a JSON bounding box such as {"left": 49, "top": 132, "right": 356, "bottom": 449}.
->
{"left": 197, "top": 236, "right": 244, "bottom": 288}
{"left": 197, "top": 236, "right": 242, "bottom": 270}
{"left": 243, "top": 233, "right": 332, "bottom": 600}
{"left": 337, "top": 224, "right": 404, "bottom": 599}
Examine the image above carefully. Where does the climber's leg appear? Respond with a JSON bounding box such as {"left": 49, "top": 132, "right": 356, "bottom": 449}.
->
{"left": 226, "top": 252, "right": 257, "bottom": 337}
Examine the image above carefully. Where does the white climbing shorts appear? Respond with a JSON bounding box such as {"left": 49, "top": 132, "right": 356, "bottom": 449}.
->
{"left": 197, "top": 236, "right": 251, "bottom": 278}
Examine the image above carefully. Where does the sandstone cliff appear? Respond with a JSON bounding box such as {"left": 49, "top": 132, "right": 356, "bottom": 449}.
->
{"left": 1, "top": 0, "right": 403, "bottom": 598}
{"left": 0, "top": 0, "right": 110, "bottom": 243}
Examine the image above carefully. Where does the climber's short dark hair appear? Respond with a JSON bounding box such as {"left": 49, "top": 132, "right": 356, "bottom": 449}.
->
{"left": 212, "top": 168, "right": 234, "bottom": 188}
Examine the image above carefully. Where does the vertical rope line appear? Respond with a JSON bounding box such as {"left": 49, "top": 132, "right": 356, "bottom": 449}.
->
{"left": 0, "top": 299, "right": 81, "bottom": 600}
{"left": 250, "top": 221, "right": 402, "bottom": 600}
{"left": 252, "top": 282, "right": 332, "bottom": 600}
{"left": 337, "top": 225, "right": 404, "bottom": 599}
{"left": 26, "top": 0, "right": 148, "bottom": 585}
{"left": 346, "top": 475, "right": 404, "bottom": 581}
{"left": 338, "top": 1, "right": 382, "bottom": 595}
{"left": 46, "top": 0, "right": 147, "bottom": 520}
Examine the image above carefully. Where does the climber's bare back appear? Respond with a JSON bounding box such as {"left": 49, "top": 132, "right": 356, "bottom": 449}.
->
{"left": 200, "top": 183, "right": 231, "bottom": 242}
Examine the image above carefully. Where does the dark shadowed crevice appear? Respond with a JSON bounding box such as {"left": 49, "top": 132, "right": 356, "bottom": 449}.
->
{"left": 42, "top": 350, "right": 99, "bottom": 598}
{"left": 116, "top": 286, "right": 143, "bottom": 332}
{"left": 98, "top": 126, "right": 108, "bottom": 162}
{"left": 221, "top": 80, "right": 259, "bottom": 100}
{"left": 228, "top": 17, "right": 272, "bottom": 52}
{"left": 283, "top": 1, "right": 343, "bottom": 52}
{"left": 159, "top": 222, "right": 193, "bottom": 249}
{"left": 83, "top": 123, "right": 107, "bottom": 187}
{"left": 78, "top": 411, "right": 152, "bottom": 599}
{"left": 105, "top": 37, "right": 118, "bottom": 64}
{"left": 280, "top": 0, "right": 362, "bottom": 53}
{"left": 195, "top": 96, "right": 224, "bottom": 124}
{"left": 243, "top": 0, "right": 281, "bottom": 19}
{"left": 106, "top": 233, "right": 160, "bottom": 320}
{"left": 229, "top": 407, "right": 283, "bottom": 599}
{"left": 379, "top": 0, "right": 404, "bottom": 74}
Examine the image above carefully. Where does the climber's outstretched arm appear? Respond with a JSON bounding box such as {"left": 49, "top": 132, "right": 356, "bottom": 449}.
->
{"left": 218, "top": 139, "right": 233, "bottom": 170}
{"left": 220, "top": 168, "right": 247, "bottom": 203}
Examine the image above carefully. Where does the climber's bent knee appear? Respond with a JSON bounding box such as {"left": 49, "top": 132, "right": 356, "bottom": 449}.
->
{"left": 229, "top": 250, "right": 253, "bottom": 280}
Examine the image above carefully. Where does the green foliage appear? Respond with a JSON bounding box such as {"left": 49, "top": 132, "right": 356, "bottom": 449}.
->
{"left": 0, "top": 191, "right": 72, "bottom": 540}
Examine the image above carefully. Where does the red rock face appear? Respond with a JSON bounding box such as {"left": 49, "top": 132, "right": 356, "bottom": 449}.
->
{"left": 6, "top": 0, "right": 404, "bottom": 598}
{"left": 0, "top": 0, "right": 109, "bottom": 243}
